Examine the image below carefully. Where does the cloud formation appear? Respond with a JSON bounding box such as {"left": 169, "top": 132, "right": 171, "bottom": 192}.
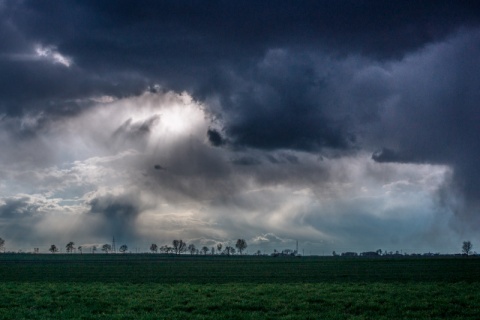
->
{"left": 0, "top": 1, "right": 479, "bottom": 253}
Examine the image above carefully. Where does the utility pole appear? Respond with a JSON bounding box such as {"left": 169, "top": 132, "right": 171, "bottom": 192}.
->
{"left": 112, "top": 236, "right": 116, "bottom": 253}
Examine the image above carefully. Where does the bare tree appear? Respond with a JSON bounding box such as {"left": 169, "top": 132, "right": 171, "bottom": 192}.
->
{"left": 150, "top": 243, "right": 158, "bottom": 253}
{"left": 235, "top": 239, "right": 247, "bottom": 255}
{"left": 223, "top": 246, "right": 235, "bottom": 256}
{"left": 172, "top": 239, "right": 187, "bottom": 255}
{"left": 211, "top": 247, "right": 215, "bottom": 255}
{"left": 0, "top": 237, "right": 4, "bottom": 252}
{"left": 217, "top": 243, "right": 223, "bottom": 254}
{"left": 66, "top": 241, "right": 75, "bottom": 253}
{"left": 49, "top": 244, "right": 58, "bottom": 253}
{"left": 102, "top": 243, "right": 112, "bottom": 253}
{"left": 78, "top": 246, "right": 82, "bottom": 254}
{"left": 92, "top": 245, "right": 97, "bottom": 254}
{"left": 462, "top": 241, "right": 473, "bottom": 256}
{"left": 201, "top": 246, "right": 209, "bottom": 255}
{"left": 119, "top": 244, "right": 128, "bottom": 253}
{"left": 160, "top": 245, "right": 173, "bottom": 254}
{"left": 188, "top": 244, "right": 196, "bottom": 255}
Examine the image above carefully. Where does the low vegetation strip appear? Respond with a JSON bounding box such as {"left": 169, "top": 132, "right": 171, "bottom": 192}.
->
{"left": 1, "top": 254, "right": 479, "bottom": 284}
{"left": 0, "top": 282, "right": 479, "bottom": 319}
{"left": 1, "top": 255, "right": 479, "bottom": 319}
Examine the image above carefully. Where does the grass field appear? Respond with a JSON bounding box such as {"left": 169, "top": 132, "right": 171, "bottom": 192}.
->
{"left": 0, "top": 254, "right": 479, "bottom": 319}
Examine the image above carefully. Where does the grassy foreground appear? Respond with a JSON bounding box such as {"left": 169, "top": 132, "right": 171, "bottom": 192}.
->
{"left": 0, "top": 255, "right": 479, "bottom": 319}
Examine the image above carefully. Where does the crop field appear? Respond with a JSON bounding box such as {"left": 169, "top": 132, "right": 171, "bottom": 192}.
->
{"left": 0, "top": 254, "right": 479, "bottom": 319}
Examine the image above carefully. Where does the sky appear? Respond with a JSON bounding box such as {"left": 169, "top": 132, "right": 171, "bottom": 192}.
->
{"left": 1, "top": 1, "right": 480, "bottom": 254}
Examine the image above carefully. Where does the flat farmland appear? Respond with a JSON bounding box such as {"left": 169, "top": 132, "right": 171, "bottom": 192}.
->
{"left": 0, "top": 255, "right": 479, "bottom": 319}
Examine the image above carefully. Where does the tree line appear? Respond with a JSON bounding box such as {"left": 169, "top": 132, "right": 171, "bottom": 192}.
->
{"left": 44, "top": 239, "right": 248, "bottom": 255}
{"left": 0, "top": 237, "right": 475, "bottom": 256}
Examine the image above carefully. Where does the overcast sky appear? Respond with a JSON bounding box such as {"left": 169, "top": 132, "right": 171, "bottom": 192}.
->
{"left": 1, "top": 1, "right": 480, "bottom": 254}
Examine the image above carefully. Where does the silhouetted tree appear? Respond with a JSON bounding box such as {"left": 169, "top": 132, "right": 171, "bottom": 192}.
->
{"left": 102, "top": 243, "right": 112, "bottom": 253}
{"left": 78, "top": 246, "right": 82, "bottom": 254}
{"left": 92, "top": 245, "right": 97, "bottom": 254}
{"left": 217, "top": 243, "right": 223, "bottom": 254}
{"left": 49, "top": 244, "right": 58, "bottom": 253}
{"left": 223, "top": 246, "right": 235, "bottom": 256}
{"left": 150, "top": 243, "right": 158, "bottom": 253}
{"left": 235, "top": 239, "right": 247, "bottom": 255}
{"left": 188, "top": 244, "right": 196, "bottom": 255}
{"left": 66, "top": 241, "right": 75, "bottom": 253}
{"left": 211, "top": 247, "right": 215, "bottom": 255}
{"left": 462, "top": 241, "right": 473, "bottom": 256}
{"left": 201, "top": 246, "right": 209, "bottom": 255}
{"left": 172, "top": 239, "right": 187, "bottom": 255}
{"left": 160, "top": 245, "right": 173, "bottom": 254}
{"left": 0, "top": 237, "right": 4, "bottom": 252}
{"left": 119, "top": 244, "right": 128, "bottom": 253}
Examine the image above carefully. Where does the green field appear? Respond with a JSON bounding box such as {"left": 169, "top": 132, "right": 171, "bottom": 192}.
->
{"left": 0, "top": 254, "right": 479, "bottom": 319}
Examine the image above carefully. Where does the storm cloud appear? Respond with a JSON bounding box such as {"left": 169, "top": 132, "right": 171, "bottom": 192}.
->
{"left": 0, "top": 1, "right": 479, "bottom": 253}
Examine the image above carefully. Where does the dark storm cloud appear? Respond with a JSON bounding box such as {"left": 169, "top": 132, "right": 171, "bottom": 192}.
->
{"left": 231, "top": 156, "right": 262, "bottom": 167}
{"left": 88, "top": 193, "right": 143, "bottom": 240}
{"left": 367, "top": 29, "right": 480, "bottom": 226}
{"left": 2, "top": 0, "right": 480, "bottom": 248}
{"left": 371, "top": 148, "right": 411, "bottom": 163}
{"left": 1, "top": 1, "right": 479, "bottom": 120}
{"left": 207, "top": 129, "right": 226, "bottom": 147}
{"left": 0, "top": 197, "right": 39, "bottom": 218}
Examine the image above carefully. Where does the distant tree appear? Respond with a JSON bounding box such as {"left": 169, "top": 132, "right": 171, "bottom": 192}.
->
{"left": 0, "top": 237, "right": 4, "bottom": 252}
{"left": 150, "top": 243, "right": 158, "bottom": 253}
{"left": 235, "top": 239, "right": 247, "bottom": 255}
{"left": 66, "top": 241, "right": 75, "bottom": 253}
{"left": 78, "top": 246, "right": 82, "bottom": 254}
{"left": 92, "top": 245, "right": 97, "bottom": 254}
{"left": 217, "top": 243, "right": 223, "bottom": 254}
{"left": 160, "top": 245, "right": 174, "bottom": 254}
{"left": 188, "top": 244, "right": 196, "bottom": 255}
{"left": 49, "top": 244, "right": 58, "bottom": 254}
{"left": 462, "top": 241, "right": 473, "bottom": 256}
{"left": 332, "top": 251, "right": 337, "bottom": 256}
{"left": 376, "top": 249, "right": 383, "bottom": 256}
{"left": 119, "top": 244, "right": 128, "bottom": 253}
{"left": 223, "top": 246, "right": 235, "bottom": 256}
{"left": 211, "top": 247, "right": 215, "bottom": 255}
{"left": 172, "top": 239, "right": 187, "bottom": 255}
{"left": 102, "top": 243, "right": 112, "bottom": 253}
{"left": 201, "top": 246, "right": 209, "bottom": 255}
{"left": 255, "top": 250, "right": 261, "bottom": 256}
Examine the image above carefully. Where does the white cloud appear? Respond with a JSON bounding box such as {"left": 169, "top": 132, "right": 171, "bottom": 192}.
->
{"left": 0, "top": 90, "right": 462, "bottom": 253}
{"left": 34, "top": 44, "right": 72, "bottom": 67}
